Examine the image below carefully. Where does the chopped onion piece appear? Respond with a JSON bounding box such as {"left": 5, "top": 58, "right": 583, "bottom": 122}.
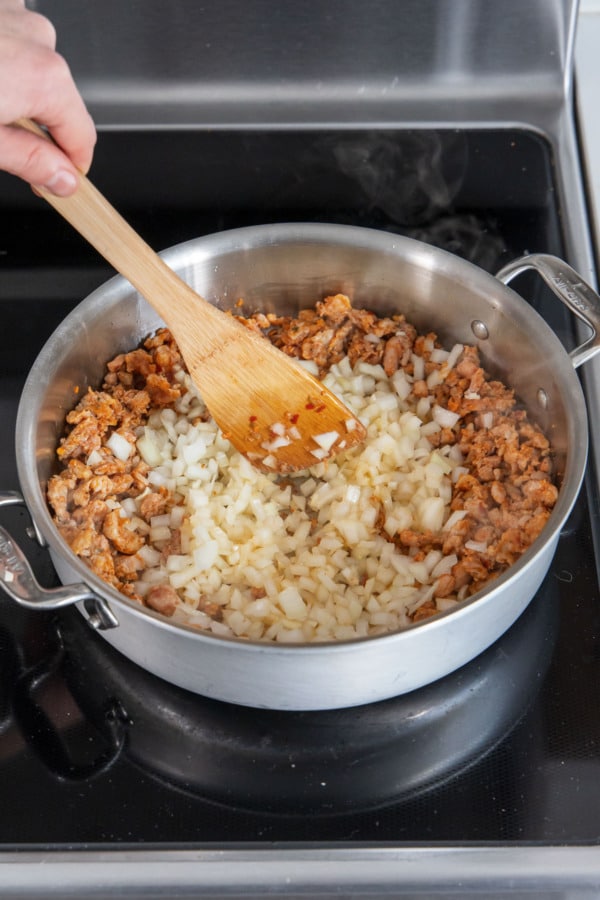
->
{"left": 432, "top": 405, "right": 460, "bottom": 428}
{"left": 149, "top": 525, "right": 172, "bottom": 543}
{"left": 465, "top": 540, "right": 489, "bottom": 553}
{"left": 412, "top": 354, "right": 425, "bottom": 381}
{"left": 86, "top": 449, "right": 103, "bottom": 467}
{"left": 446, "top": 343, "right": 464, "bottom": 370}
{"left": 137, "top": 431, "right": 163, "bottom": 467}
{"left": 296, "top": 359, "right": 319, "bottom": 376}
{"left": 313, "top": 430, "right": 339, "bottom": 452}
{"left": 107, "top": 431, "right": 133, "bottom": 461}
{"left": 278, "top": 586, "right": 307, "bottom": 620}
{"left": 193, "top": 541, "right": 219, "bottom": 571}
{"left": 345, "top": 484, "right": 361, "bottom": 504}
{"left": 138, "top": 545, "right": 162, "bottom": 567}
{"left": 261, "top": 435, "right": 292, "bottom": 452}
{"left": 443, "top": 509, "right": 468, "bottom": 530}
{"left": 150, "top": 514, "right": 170, "bottom": 528}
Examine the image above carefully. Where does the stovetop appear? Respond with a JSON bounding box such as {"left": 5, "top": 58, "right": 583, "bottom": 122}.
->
{"left": 2, "top": 126, "right": 600, "bottom": 894}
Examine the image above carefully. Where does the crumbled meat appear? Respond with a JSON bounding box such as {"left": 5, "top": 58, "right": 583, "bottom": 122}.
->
{"left": 102, "top": 508, "right": 146, "bottom": 555}
{"left": 145, "top": 373, "right": 181, "bottom": 407}
{"left": 139, "top": 490, "right": 170, "bottom": 521}
{"left": 146, "top": 584, "right": 179, "bottom": 617}
{"left": 47, "top": 330, "right": 184, "bottom": 605}
{"left": 261, "top": 292, "right": 417, "bottom": 376}
{"left": 114, "top": 553, "right": 144, "bottom": 582}
{"left": 383, "top": 333, "right": 413, "bottom": 376}
{"left": 376, "top": 318, "right": 556, "bottom": 599}
{"left": 159, "top": 529, "right": 182, "bottom": 562}
{"left": 412, "top": 600, "right": 437, "bottom": 622}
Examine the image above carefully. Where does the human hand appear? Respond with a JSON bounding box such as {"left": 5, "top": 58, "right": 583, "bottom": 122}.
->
{"left": 0, "top": 0, "right": 96, "bottom": 196}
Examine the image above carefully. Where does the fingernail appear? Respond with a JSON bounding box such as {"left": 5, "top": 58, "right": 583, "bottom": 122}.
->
{"left": 44, "top": 169, "right": 78, "bottom": 197}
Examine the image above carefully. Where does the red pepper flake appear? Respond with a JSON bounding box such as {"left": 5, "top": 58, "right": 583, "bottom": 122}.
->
{"left": 305, "top": 402, "right": 315, "bottom": 410}
{"left": 288, "top": 413, "right": 299, "bottom": 424}
{"left": 315, "top": 404, "right": 326, "bottom": 413}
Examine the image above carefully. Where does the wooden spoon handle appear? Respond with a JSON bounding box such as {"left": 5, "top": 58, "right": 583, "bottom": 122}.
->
{"left": 14, "top": 119, "right": 367, "bottom": 471}
{"left": 14, "top": 118, "right": 223, "bottom": 339}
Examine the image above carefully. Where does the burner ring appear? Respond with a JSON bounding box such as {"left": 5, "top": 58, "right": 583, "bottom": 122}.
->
{"left": 56, "top": 577, "right": 559, "bottom": 816}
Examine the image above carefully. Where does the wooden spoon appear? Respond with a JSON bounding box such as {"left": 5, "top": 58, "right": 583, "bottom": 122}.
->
{"left": 15, "top": 118, "right": 366, "bottom": 473}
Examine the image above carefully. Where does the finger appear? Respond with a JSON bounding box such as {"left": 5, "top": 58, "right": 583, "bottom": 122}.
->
{"left": 27, "top": 53, "right": 96, "bottom": 174}
{"left": 0, "top": 123, "right": 79, "bottom": 195}
{"left": 42, "top": 92, "right": 97, "bottom": 176}
{"left": 0, "top": 5, "right": 56, "bottom": 48}
{"left": 0, "top": 41, "right": 96, "bottom": 175}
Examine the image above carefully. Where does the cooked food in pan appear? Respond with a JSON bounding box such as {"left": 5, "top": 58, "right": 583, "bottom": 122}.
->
{"left": 47, "top": 293, "right": 557, "bottom": 643}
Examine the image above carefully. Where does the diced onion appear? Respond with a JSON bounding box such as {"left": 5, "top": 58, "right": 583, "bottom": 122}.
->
{"left": 465, "top": 540, "right": 489, "bottom": 553}
{"left": 278, "top": 586, "right": 308, "bottom": 620}
{"left": 86, "top": 449, "right": 103, "bottom": 467}
{"left": 432, "top": 405, "right": 460, "bottom": 428}
{"left": 313, "top": 431, "right": 339, "bottom": 452}
{"left": 137, "top": 431, "right": 163, "bottom": 467}
{"left": 107, "top": 431, "right": 133, "bottom": 461}
{"left": 149, "top": 525, "right": 172, "bottom": 543}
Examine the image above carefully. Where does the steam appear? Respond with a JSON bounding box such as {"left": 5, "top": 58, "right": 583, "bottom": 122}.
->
{"left": 331, "top": 131, "right": 468, "bottom": 226}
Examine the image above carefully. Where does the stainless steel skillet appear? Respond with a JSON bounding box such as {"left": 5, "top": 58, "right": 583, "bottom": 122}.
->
{"left": 0, "top": 223, "right": 597, "bottom": 710}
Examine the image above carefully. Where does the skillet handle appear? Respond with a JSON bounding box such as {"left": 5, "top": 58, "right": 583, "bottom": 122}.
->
{"left": 0, "top": 493, "right": 118, "bottom": 630}
{"left": 496, "top": 252, "right": 600, "bottom": 369}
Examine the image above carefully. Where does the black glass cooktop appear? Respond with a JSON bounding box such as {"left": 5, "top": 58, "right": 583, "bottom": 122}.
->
{"left": 1, "top": 127, "right": 599, "bottom": 847}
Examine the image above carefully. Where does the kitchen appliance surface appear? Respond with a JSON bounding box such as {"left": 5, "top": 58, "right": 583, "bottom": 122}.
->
{"left": 1, "top": 123, "right": 599, "bottom": 897}
{"left": 2, "top": 1, "right": 600, "bottom": 897}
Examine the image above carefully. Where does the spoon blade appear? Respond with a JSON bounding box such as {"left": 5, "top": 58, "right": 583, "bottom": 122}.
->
{"left": 175, "top": 318, "right": 367, "bottom": 472}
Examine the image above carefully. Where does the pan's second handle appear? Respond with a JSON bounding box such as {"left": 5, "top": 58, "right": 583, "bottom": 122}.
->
{"left": 0, "top": 525, "right": 118, "bottom": 629}
{"left": 0, "top": 491, "right": 118, "bottom": 630}
{"left": 496, "top": 253, "right": 600, "bottom": 369}
{"left": 0, "top": 524, "right": 93, "bottom": 610}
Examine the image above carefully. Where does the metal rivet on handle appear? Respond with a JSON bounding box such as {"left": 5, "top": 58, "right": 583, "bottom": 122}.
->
{"left": 86, "top": 612, "right": 103, "bottom": 630}
{"left": 471, "top": 320, "right": 489, "bottom": 340}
